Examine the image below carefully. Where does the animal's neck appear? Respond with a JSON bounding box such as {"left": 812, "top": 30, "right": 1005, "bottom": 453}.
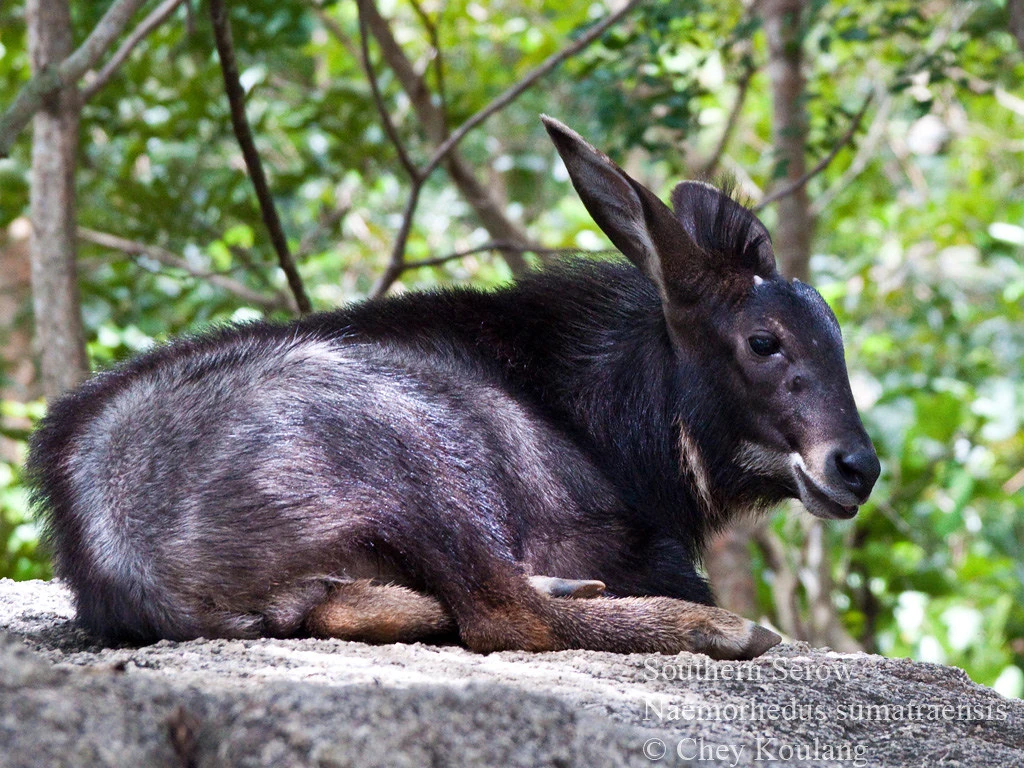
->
{"left": 501, "top": 264, "right": 748, "bottom": 549}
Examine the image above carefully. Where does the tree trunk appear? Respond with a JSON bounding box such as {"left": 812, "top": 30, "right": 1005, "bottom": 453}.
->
{"left": 762, "top": 0, "right": 813, "bottom": 280}
{"left": 1010, "top": 0, "right": 1024, "bottom": 54}
{"left": 704, "top": 517, "right": 759, "bottom": 618}
{"left": 0, "top": 220, "right": 39, "bottom": 463}
{"left": 26, "top": 0, "right": 89, "bottom": 399}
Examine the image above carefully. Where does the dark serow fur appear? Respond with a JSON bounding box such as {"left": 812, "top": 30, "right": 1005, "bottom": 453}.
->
{"left": 27, "top": 118, "right": 879, "bottom": 659}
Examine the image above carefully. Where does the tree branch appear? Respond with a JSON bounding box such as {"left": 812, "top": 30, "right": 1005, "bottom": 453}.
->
{"left": 357, "top": 1, "right": 425, "bottom": 297}
{"left": 82, "top": 0, "right": 188, "bottom": 103}
{"left": 78, "top": 227, "right": 296, "bottom": 312}
{"left": 354, "top": 0, "right": 535, "bottom": 280}
{"left": 371, "top": 184, "right": 423, "bottom": 297}
{"left": 0, "top": 0, "right": 149, "bottom": 157}
{"left": 209, "top": 0, "right": 311, "bottom": 315}
{"left": 753, "top": 524, "right": 805, "bottom": 639}
{"left": 752, "top": 90, "right": 874, "bottom": 213}
{"left": 27, "top": 0, "right": 91, "bottom": 396}
{"left": 800, "top": 517, "right": 863, "bottom": 653}
{"left": 374, "top": 240, "right": 585, "bottom": 296}
{"left": 811, "top": 88, "right": 890, "bottom": 215}
{"left": 1011, "top": 0, "right": 1024, "bottom": 54}
{"left": 421, "top": 0, "right": 642, "bottom": 180}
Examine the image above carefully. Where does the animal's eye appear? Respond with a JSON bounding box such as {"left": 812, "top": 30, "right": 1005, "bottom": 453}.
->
{"left": 748, "top": 334, "right": 781, "bottom": 357}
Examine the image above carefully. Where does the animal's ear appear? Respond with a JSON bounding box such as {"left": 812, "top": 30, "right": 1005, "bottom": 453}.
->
{"left": 542, "top": 116, "right": 777, "bottom": 308}
{"left": 541, "top": 115, "right": 701, "bottom": 303}
{"left": 670, "top": 182, "right": 777, "bottom": 283}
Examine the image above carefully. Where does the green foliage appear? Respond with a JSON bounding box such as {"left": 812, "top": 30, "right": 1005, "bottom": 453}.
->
{"left": 1, "top": 0, "right": 1021, "bottom": 695}
{"left": 0, "top": 401, "right": 48, "bottom": 581}
{"left": 759, "top": 1, "right": 1024, "bottom": 696}
{"left": 813, "top": 230, "right": 1024, "bottom": 692}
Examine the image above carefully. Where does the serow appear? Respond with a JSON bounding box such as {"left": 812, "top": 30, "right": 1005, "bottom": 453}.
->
{"left": 28, "top": 117, "right": 879, "bottom": 659}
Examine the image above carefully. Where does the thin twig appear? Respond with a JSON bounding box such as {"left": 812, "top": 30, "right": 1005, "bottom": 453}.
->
{"left": 209, "top": 0, "right": 311, "bottom": 314}
{"left": 357, "top": 0, "right": 427, "bottom": 297}
{"left": 405, "top": 242, "right": 578, "bottom": 270}
{"left": 371, "top": 183, "right": 423, "bottom": 297}
{"left": 752, "top": 91, "right": 874, "bottom": 213}
{"left": 420, "top": 0, "right": 641, "bottom": 180}
{"left": 78, "top": 227, "right": 295, "bottom": 312}
{"left": 811, "top": 86, "right": 890, "bottom": 215}
{"left": 408, "top": 0, "right": 449, "bottom": 130}
{"left": 0, "top": 0, "right": 149, "bottom": 157}
{"left": 357, "top": 1, "right": 422, "bottom": 183}
{"left": 82, "top": 0, "right": 188, "bottom": 103}
{"left": 376, "top": 240, "right": 599, "bottom": 294}
{"left": 699, "top": 57, "right": 756, "bottom": 178}
{"left": 355, "top": 0, "right": 536, "bottom": 280}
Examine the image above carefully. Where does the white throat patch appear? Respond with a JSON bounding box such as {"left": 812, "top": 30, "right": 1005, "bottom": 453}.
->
{"left": 677, "top": 419, "right": 714, "bottom": 516}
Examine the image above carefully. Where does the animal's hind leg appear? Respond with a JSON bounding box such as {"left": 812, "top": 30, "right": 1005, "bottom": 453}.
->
{"left": 304, "top": 580, "right": 456, "bottom": 643}
{"left": 529, "top": 575, "right": 605, "bottom": 598}
{"left": 303, "top": 575, "right": 606, "bottom": 644}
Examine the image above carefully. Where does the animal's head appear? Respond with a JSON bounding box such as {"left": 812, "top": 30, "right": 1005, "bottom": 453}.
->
{"left": 542, "top": 116, "right": 879, "bottom": 519}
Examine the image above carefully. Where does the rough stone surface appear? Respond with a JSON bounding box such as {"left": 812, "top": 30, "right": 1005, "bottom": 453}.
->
{"left": 2, "top": 578, "right": 1022, "bottom": 767}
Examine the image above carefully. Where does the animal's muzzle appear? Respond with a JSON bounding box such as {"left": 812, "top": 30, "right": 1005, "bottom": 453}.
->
{"left": 825, "top": 446, "right": 880, "bottom": 504}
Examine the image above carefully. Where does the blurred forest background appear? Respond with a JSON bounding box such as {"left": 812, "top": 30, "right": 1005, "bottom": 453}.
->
{"left": 1, "top": 0, "right": 1022, "bottom": 695}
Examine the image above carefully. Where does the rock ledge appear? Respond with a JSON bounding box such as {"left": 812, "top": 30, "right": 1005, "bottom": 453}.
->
{"left": 2, "top": 578, "right": 1021, "bottom": 767}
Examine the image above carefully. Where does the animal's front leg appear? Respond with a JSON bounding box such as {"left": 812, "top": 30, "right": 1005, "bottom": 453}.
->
{"left": 608, "top": 536, "right": 717, "bottom": 605}
{"left": 426, "top": 559, "right": 779, "bottom": 658}
{"left": 544, "top": 596, "right": 781, "bottom": 659}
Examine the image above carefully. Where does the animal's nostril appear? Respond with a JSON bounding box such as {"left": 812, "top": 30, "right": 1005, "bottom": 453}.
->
{"left": 832, "top": 448, "right": 880, "bottom": 499}
{"left": 835, "top": 454, "right": 859, "bottom": 485}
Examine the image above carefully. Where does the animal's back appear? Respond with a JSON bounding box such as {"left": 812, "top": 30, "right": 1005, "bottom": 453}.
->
{"left": 28, "top": 312, "right": 611, "bottom": 642}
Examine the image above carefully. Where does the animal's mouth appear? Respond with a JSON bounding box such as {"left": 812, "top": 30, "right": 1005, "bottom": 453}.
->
{"left": 792, "top": 464, "right": 859, "bottom": 520}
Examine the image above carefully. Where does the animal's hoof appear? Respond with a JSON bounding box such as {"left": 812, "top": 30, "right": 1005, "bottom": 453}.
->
{"left": 704, "top": 621, "right": 781, "bottom": 660}
{"left": 529, "top": 575, "right": 606, "bottom": 599}
{"left": 742, "top": 623, "right": 782, "bottom": 659}
{"left": 696, "top": 614, "right": 782, "bottom": 663}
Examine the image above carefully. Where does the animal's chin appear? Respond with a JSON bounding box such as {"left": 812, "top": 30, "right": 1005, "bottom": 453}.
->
{"left": 792, "top": 465, "right": 859, "bottom": 520}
